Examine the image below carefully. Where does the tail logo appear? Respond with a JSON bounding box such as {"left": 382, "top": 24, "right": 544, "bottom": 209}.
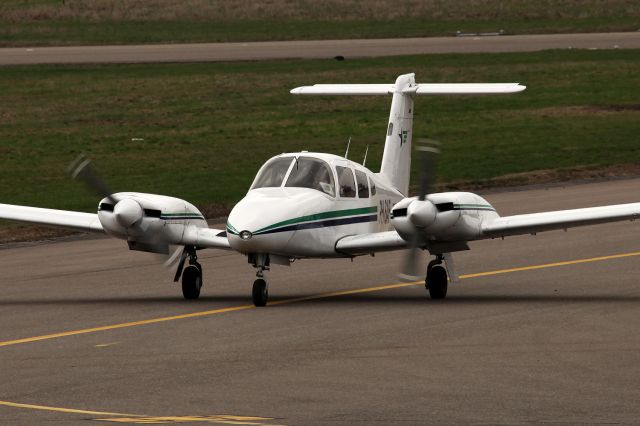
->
{"left": 399, "top": 129, "right": 409, "bottom": 146}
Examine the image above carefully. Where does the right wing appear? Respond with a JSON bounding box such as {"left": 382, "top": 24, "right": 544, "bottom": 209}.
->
{"left": 0, "top": 203, "right": 104, "bottom": 233}
{"left": 335, "top": 231, "right": 407, "bottom": 256}
{"left": 482, "top": 203, "right": 640, "bottom": 238}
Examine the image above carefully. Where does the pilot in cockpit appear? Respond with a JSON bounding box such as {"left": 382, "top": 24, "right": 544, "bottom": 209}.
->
{"left": 252, "top": 156, "right": 336, "bottom": 197}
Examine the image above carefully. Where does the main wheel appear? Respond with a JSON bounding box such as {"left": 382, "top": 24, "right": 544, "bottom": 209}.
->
{"left": 182, "top": 265, "right": 202, "bottom": 300}
{"left": 252, "top": 278, "right": 268, "bottom": 307}
{"left": 426, "top": 264, "right": 448, "bottom": 299}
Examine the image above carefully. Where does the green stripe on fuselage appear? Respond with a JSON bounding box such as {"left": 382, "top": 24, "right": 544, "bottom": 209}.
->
{"left": 254, "top": 206, "right": 377, "bottom": 234}
{"left": 160, "top": 212, "right": 205, "bottom": 220}
{"left": 227, "top": 222, "right": 240, "bottom": 235}
{"left": 453, "top": 203, "right": 496, "bottom": 211}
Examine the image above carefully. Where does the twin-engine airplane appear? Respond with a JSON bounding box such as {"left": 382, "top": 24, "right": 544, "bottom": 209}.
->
{"left": 2, "top": 73, "right": 640, "bottom": 307}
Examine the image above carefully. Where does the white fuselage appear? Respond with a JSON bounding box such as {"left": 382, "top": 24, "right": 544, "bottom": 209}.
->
{"left": 227, "top": 152, "right": 403, "bottom": 258}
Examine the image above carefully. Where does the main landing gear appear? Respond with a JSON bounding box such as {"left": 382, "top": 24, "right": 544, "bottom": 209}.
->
{"left": 425, "top": 255, "right": 448, "bottom": 299}
{"left": 174, "top": 246, "right": 203, "bottom": 300}
{"left": 249, "top": 253, "right": 269, "bottom": 307}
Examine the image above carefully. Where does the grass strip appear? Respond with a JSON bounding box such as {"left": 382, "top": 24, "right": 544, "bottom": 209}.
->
{"left": 0, "top": 49, "right": 638, "bottom": 216}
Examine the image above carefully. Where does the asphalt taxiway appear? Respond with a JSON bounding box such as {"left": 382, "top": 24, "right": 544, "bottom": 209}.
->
{"left": 1, "top": 178, "right": 639, "bottom": 424}
{"left": 1, "top": 32, "right": 639, "bottom": 65}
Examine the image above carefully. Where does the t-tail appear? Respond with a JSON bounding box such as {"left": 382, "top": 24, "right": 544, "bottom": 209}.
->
{"left": 291, "top": 73, "right": 525, "bottom": 195}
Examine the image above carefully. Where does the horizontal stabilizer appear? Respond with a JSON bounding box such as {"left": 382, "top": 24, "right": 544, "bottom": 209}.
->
{"left": 291, "top": 83, "right": 525, "bottom": 96}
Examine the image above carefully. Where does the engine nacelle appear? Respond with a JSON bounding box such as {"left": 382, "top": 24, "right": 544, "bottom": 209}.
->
{"left": 391, "top": 192, "right": 498, "bottom": 243}
{"left": 97, "top": 192, "right": 207, "bottom": 250}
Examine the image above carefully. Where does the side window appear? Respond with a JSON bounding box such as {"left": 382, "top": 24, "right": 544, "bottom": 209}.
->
{"left": 336, "top": 166, "right": 356, "bottom": 198}
{"left": 369, "top": 176, "right": 377, "bottom": 196}
{"left": 355, "top": 170, "right": 369, "bottom": 198}
{"left": 387, "top": 122, "right": 393, "bottom": 136}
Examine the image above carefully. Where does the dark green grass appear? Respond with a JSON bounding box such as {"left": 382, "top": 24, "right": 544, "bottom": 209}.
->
{"left": 0, "top": 49, "right": 639, "bottom": 215}
{"left": 2, "top": 17, "right": 639, "bottom": 47}
{"left": 1, "top": 0, "right": 639, "bottom": 46}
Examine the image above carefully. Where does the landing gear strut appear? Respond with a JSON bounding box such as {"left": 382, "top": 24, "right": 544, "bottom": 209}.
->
{"left": 426, "top": 254, "right": 448, "bottom": 299}
{"left": 249, "top": 253, "right": 269, "bottom": 307}
{"left": 176, "top": 246, "right": 202, "bottom": 300}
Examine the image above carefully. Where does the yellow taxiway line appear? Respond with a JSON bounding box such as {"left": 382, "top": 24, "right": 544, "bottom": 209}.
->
{"left": 0, "top": 400, "right": 137, "bottom": 417}
{"left": 1, "top": 250, "right": 639, "bottom": 349}
{"left": 0, "top": 400, "right": 277, "bottom": 425}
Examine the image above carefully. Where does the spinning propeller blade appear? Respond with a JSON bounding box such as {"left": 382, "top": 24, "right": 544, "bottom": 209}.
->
{"left": 68, "top": 154, "right": 117, "bottom": 205}
{"left": 398, "top": 139, "right": 441, "bottom": 281}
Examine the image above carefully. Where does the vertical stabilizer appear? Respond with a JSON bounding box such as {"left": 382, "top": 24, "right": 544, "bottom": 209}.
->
{"left": 290, "top": 75, "right": 525, "bottom": 196}
{"left": 379, "top": 73, "right": 415, "bottom": 196}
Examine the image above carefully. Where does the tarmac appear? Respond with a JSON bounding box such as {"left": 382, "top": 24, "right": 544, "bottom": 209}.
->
{"left": 0, "top": 178, "right": 639, "bottom": 424}
{"left": 1, "top": 32, "right": 639, "bottom": 65}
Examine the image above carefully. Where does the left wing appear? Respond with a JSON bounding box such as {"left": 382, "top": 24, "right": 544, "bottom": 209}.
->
{"left": 0, "top": 203, "right": 104, "bottom": 233}
{"left": 482, "top": 203, "right": 640, "bottom": 238}
{"left": 182, "top": 226, "right": 231, "bottom": 250}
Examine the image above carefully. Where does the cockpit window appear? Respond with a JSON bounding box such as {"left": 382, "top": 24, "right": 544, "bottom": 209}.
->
{"left": 336, "top": 166, "right": 356, "bottom": 198}
{"left": 355, "top": 170, "right": 369, "bottom": 198}
{"left": 252, "top": 157, "right": 293, "bottom": 189}
{"left": 285, "top": 157, "right": 335, "bottom": 197}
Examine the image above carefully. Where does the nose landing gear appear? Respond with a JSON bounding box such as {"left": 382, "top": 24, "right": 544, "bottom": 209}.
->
{"left": 252, "top": 278, "right": 268, "bottom": 307}
{"left": 249, "top": 253, "right": 270, "bottom": 307}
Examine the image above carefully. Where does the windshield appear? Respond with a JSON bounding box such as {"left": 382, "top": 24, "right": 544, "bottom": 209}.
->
{"left": 252, "top": 157, "right": 293, "bottom": 189}
{"left": 285, "top": 157, "right": 335, "bottom": 197}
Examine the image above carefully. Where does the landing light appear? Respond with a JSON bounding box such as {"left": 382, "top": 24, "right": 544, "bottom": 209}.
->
{"left": 240, "top": 230, "right": 253, "bottom": 240}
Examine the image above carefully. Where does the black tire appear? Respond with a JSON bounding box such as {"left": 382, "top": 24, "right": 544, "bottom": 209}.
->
{"left": 252, "top": 278, "right": 268, "bottom": 307}
{"left": 424, "top": 259, "right": 441, "bottom": 290}
{"left": 182, "top": 265, "right": 202, "bottom": 300}
{"left": 427, "top": 265, "right": 448, "bottom": 299}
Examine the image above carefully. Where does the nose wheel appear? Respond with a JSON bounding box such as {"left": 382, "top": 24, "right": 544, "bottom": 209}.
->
{"left": 426, "top": 256, "right": 448, "bottom": 299}
{"left": 252, "top": 278, "right": 268, "bottom": 307}
{"left": 249, "top": 253, "right": 270, "bottom": 307}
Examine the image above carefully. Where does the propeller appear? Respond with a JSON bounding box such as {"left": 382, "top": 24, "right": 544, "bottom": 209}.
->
{"left": 67, "top": 154, "right": 185, "bottom": 266}
{"left": 68, "top": 154, "right": 117, "bottom": 205}
{"left": 398, "top": 139, "right": 440, "bottom": 282}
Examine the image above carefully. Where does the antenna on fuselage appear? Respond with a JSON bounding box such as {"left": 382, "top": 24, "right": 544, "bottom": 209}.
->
{"left": 362, "top": 145, "right": 369, "bottom": 167}
{"left": 344, "top": 136, "right": 351, "bottom": 159}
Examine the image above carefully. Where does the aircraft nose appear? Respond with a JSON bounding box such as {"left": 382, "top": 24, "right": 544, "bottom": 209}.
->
{"left": 226, "top": 189, "right": 302, "bottom": 255}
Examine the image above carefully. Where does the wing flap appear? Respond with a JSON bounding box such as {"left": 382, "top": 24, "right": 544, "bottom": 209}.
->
{"left": 0, "top": 203, "right": 103, "bottom": 233}
{"left": 482, "top": 203, "right": 640, "bottom": 238}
